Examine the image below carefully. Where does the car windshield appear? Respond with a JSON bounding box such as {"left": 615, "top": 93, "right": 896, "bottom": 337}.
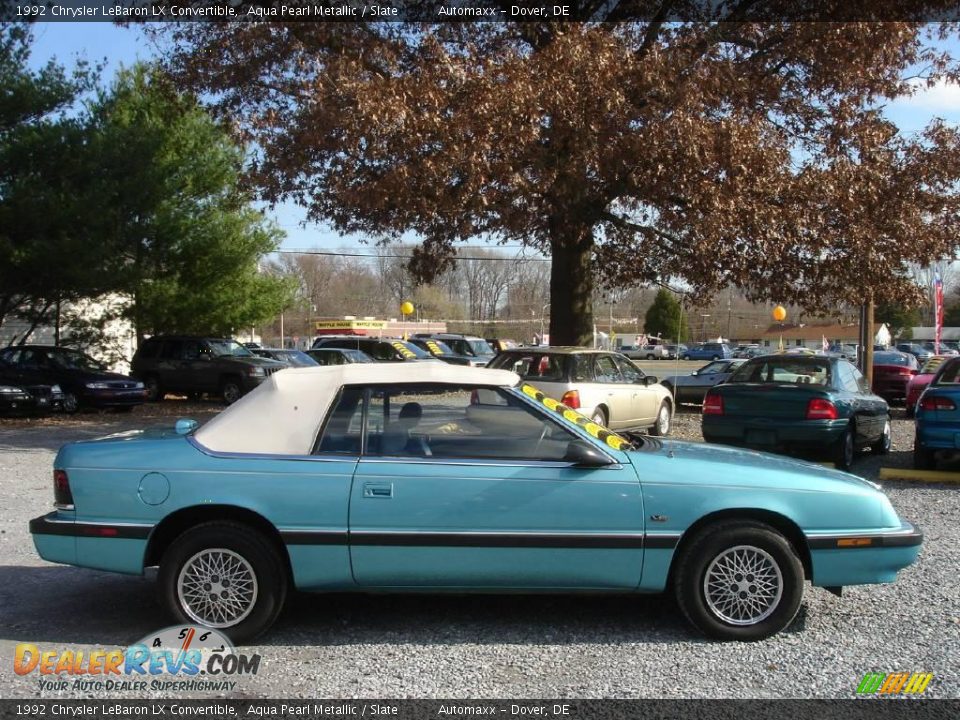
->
{"left": 390, "top": 340, "right": 433, "bottom": 359}
{"left": 935, "top": 360, "right": 960, "bottom": 384}
{"left": 420, "top": 339, "right": 455, "bottom": 356}
{"left": 728, "top": 358, "right": 831, "bottom": 386}
{"left": 208, "top": 340, "right": 254, "bottom": 357}
{"left": 469, "top": 339, "right": 495, "bottom": 355}
{"left": 920, "top": 356, "right": 947, "bottom": 374}
{"left": 277, "top": 350, "right": 318, "bottom": 366}
{"left": 344, "top": 350, "right": 374, "bottom": 362}
{"left": 875, "top": 352, "right": 913, "bottom": 366}
{"left": 49, "top": 349, "right": 105, "bottom": 372}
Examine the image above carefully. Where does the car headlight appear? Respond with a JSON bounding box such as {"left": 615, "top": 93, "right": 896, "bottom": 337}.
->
{"left": 248, "top": 367, "right": 265, "bottom": 376}
{"left": 133, "top": 381, "right": 144, "bottom": 389}
{"left": 85, "top": 382, "right": 111, "bottom": 389}
{"left": 0, "top": 385, "right": 26, "bottom": 394}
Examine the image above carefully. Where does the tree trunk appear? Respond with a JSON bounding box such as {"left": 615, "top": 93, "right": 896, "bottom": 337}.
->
{"left": 548, "top": 226, "right": 594, "bottom": 346}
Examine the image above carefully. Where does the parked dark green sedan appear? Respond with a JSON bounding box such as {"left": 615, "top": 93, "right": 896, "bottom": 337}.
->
{"left": 701, "top": 355, "right": 890, "bottom": 470}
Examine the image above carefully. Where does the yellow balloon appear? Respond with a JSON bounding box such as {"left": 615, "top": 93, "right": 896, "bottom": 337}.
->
{"left": 772, "top": 305, "right": 787, "bottom": 322}
{"left": 400, "top": 301, "right": 414, "bottom": 316}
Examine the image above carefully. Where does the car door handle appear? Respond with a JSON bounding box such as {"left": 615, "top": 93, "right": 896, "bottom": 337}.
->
{"left": 363, "top": 483, "right": 393, "bottom": 499}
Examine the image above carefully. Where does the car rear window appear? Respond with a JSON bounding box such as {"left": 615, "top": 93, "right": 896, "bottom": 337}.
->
{"left": 488, "top": 352, "right": 567, "bottom": 382}
{"left": 874, "top": 352, "right": 914, "bottom": 367}
{"left": 729, "top": 359, "right": 831, "bottom": 386}
{"left": 934, "top": 360, "right": 960, "bottom": 385}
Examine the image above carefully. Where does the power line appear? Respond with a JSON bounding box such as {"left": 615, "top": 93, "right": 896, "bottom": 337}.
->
{"left": 276, "top": 249, "right": 551, "bottom": 262}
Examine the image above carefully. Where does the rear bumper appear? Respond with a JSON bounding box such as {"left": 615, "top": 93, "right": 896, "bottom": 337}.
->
{"left": 30, "top": 512, "right": 150, "bottom": 575}
{"left": 873, "top": 378, "right": 910, "bottom": 399}
{"left": 703, "top": 416, "right": 849, "bottom": 451}
{"left": 808, "top": 521, "right": 922, "bottom": 587}
{"left": 915, "top": 419, "right": 960, "bottom": 450}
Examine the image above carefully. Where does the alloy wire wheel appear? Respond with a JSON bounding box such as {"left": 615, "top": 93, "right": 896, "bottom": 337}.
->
{"left": 675, "top": 520, "right": 803, "bottom": 641}
{"left": 177, "top": 548, "right": 259, "bottom": 627}
{"left": 702, "top": 545, "right": 783, "bottom": 626}
{"left": 160, "top": 522, "right": 287, "bottom": 643}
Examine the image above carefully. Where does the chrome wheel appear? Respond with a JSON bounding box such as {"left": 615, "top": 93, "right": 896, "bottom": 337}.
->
{"left": 177, "top": 548, "right": 258, "bottom": 627}
{"left": 703, "top": 545, "right": 783, "bottom": 626}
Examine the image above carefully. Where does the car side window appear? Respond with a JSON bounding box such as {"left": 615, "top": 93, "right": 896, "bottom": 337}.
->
{"left": 594, "top": 355, "right": 623, "bottom": 383}
{"left": 613, "top": 355, "right": 644, "bottom": 383}
{"left": 571, "top": 355, "right": 594, "bottom": 382}
{"left": 160, "top": 340, "right": 182, "bottom": 360}
{"left": 361, "top": 384, "right": 579, "bottom": 461}
{"left": 181, "top": 341, "right": 201, "bottom": 361}
{"left": 21, "top": 349, "right": 48, "bottom": 369}
{"left": 314, "top": 386, "right": 366, "bottom": 454}
{"left": 850, "top": 366, "right": 870, "bottom": 394}
{"left": 1, "top": 348, "right": 21, "bottom": 365}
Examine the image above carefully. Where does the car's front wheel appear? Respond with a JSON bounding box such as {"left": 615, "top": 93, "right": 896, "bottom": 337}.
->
{"left": 159, "top": 522, "right": 287, "bottom": 644}
{"left": 221, "top": 378, "right": 243, "bottom": 405}
{"left": 62, "top": 392, "right": 79, "bottom": 414}
{"left": 143, "top": 375, "right": 162, "bottom": 402}
{"left": 649, "top": 401, "right": 672, "bottom": 436}
{"left": 674, "top": 521, "right": 804, "bottom": 641}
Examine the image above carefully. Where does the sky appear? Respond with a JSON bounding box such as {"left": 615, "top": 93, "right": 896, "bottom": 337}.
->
{"left": 25, "top": 22, "right": 960, "bottom": 254}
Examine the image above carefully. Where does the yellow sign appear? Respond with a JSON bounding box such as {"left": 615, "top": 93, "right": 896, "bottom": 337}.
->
{"left": 314, "top": 320, "right": 388, "bottom": 331}
{"left": 519, "top": 384, "right": 630, "bottom": 452}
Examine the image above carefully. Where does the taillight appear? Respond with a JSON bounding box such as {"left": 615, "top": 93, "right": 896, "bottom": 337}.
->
{"left": 561, "top": 390, "right": 580, "bottom": 409}
{"left": 898, "top": 368, "right": 915, "bottom": 376}
{"left": 53, "top": 469, "right": 74, "bottom": 508}
{"left": 703, "top": 392, "right": 724, "bottom": 415}
{"left": 806, "top": 398, "right": 838, "bottom": 420}
{"left": 920, "top": 395, "right": 956, "bottom": 411}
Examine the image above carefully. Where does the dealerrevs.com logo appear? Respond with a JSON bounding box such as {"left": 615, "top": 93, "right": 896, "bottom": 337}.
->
{"left": 856, "top": 672, "right": 934, "bottom": 696}
{"left": 14, "top": 625, "right": 261, "bottom": 693}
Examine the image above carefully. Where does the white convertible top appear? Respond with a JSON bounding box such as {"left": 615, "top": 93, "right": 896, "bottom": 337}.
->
{"left": 193, "top": 363, "right": 520, "bottom": 456}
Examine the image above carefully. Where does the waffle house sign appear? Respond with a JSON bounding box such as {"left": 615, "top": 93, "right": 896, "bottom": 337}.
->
{"left": 314, "top": 320, "right": 389, "bottom": 336}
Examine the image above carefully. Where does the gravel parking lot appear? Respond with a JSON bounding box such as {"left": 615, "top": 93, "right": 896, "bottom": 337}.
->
{"left": 1, "top": 389, "right": 958, "bottom": 699}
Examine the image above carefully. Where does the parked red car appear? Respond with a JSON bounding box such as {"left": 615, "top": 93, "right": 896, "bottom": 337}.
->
{"left": 872, "top": 351, "right": 919, "bottom": 403}
{"left": 905, "top": 355, "right": 948, "bottom": 417}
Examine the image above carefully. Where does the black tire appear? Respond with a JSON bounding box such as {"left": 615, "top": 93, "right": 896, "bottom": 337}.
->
{"left": 872, "top": 417, "right": 891, "bottom": 456}
{"left": 144, "top": 375, "right": 163, "bottom": 402}
{"left": 591, "top": 406, "right": 608, "bottom": 427}
{"left": 62, "top": 392, "right": 79, "bottom": 414}
{"left": 649, "top": 400, "right": 672, "bottom": 436}
{"left": 711, "top": 355, "right": 720, "bottom": 360}
{"left": 682, "top": 355, "right": 691, "bottom": 361}
{"left": 834, "top": 424, "right": 855, "bottom": 470}
{"left": 159, "top": 521, "right": 287, "bottom": 644}
{"left": 674, "top": 520, "right": 804, "bottom": 641}
{"left": 221, "top": 378, "right": 243, "bottom": 405}
{"left": 914, "top": 437, "right": 936, "bottom": 470}
{"left": 646, "top": 354, "right": 655, "bottom": 360}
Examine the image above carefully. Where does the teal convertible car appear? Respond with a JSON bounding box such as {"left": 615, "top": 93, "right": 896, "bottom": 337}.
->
{"left": 30, "top": 364, "right": 920, "bottom": 642}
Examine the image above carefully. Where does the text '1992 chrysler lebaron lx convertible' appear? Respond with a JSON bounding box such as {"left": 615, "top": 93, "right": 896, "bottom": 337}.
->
{"left": 30, "top": 364, "right": 921, "bottom": 642}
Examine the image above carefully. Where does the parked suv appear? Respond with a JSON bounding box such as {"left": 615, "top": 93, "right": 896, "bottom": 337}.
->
{"left": 131, "top": 336, "right": 287, "bottom": 404}
{"left": 311, "top": 335, "right": 437, "bottom": 363}
{"left": 623, "top": 344, "right": 670, "bottom": 360}
{"left": 682, "top": 342, "right": 733, "bottom": 361}
{"left": 413, "top": 333, "right": 496, "bottom": 366}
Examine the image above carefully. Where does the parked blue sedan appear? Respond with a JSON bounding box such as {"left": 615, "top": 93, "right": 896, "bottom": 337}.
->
{"left": 914, "top": 355, "right": 960, "bottom": 469}
{"left": 30, "top": 364, "right": 920, "bottom": 643}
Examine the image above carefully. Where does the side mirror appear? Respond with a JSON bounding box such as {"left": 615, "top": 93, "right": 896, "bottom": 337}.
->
{"left": 564, "top": 440, "right": 614, "bottom": 467}
{"left": 644, "top": 375, "right": 658, "bottom": 385}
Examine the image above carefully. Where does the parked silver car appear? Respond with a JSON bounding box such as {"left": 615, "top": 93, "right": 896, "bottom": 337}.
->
{"left": 488, "top": 347, "right": 674, "bottom": 435}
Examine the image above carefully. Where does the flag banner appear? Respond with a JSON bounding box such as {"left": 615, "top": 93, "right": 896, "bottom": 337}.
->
{"left": 822, "top": 335, "right": 829, "bottom": 353}
{"left": 935, "top": 275, "right": 944, "bottom": 355}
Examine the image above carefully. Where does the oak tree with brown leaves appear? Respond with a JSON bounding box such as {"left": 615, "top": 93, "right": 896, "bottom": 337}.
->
{"left": 157, "top": 3, "right": 960, "bottom": 345}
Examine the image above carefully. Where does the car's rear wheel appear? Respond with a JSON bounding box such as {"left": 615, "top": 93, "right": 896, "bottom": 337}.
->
{"left": 682, "top": 355, "right": 691, "bottom": 361}
{"left": 914, "top": 437, "right": 936, "bottom": 470}
{"left": 591, "top": 407, "right": 608, "bottom": 427}
{"left": 143, "top": 375, "right": 162, "bottom": 402}
{"left": 872, "top": 418, "right": 891, "bottom": 455}
{"left": 834, "top": 424, "right": 855, "bottom": 470}
{"left": 711, "top": 355, "right": 720, "bottom": 360}
{"left": 674, "top": 521, "right": 803, "bottom": 641}
{"left": 159, "top": 522, "right": 287, "bottom": 644}
{"left": 221, "top": 378, "right": 242, "bottom": 405}
{"left": 646, "top": 354, "right": 655, "bottom": 360}
{"left": 649, "top": 401, "right": 672, "bottom": 436}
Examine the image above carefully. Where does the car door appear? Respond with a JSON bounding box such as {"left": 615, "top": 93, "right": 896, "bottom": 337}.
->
{"left": 590, "top": 354, "right": 637, "bottom": 429}
{"left": 613, "top": 355, "right": 658, "bottom": 425}
{"left": 347, "top": 383, "right": 645, "bottom": 589}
